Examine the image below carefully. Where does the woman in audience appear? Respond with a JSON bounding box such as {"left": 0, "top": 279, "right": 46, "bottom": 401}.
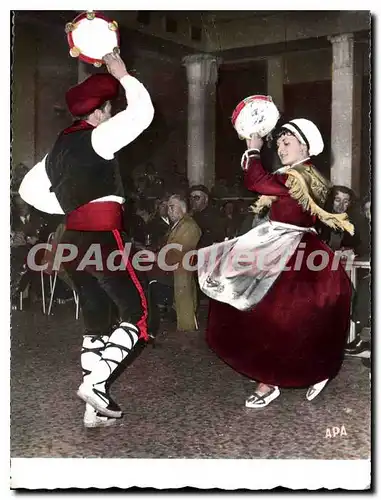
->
{"left": 318, "top": 185, "right": 362, "bottom": 254}
{"left": 221, "top": 201, "right": 242, "bottom": 240}
{"left": 319, "top": 187, "right": 370, "bottom": 358}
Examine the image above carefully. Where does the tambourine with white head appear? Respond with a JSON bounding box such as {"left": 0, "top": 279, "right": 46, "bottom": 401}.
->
{"left": 65, "top": 11, "right": 120, "bottom": 67}
{"left": 231, "top": 95, "right": 280, "bottom": 140}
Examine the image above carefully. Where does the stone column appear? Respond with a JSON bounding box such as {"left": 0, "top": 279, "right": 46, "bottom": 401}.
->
{"left": 267, "top": 56, "right": 284, "bottom": 113}
{"left": 329, "top": 33, "right": 362, "bottom": 194}
{"left": 183, "top": 54, "right": 219, "bottom": 189}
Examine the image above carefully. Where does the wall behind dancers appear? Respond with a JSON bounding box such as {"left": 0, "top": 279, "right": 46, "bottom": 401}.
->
{"left": 12, "top": 13, "right": 78, "bottom": 168}
{"left": 117, "top": 27, "right": 189, "bottom": 190}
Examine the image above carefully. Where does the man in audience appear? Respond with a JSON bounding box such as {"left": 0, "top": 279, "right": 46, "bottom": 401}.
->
{"left": 164, "top": 194, "right": 201, "bottom": 331}
{"left": 12, "top": 163, "right": 30, "bottom": 195}
{"left": 221, "top": 200, "right": 242, "bottom": 240}
{"left": 122, "top": 198, "right": 148, "bottom": 246}
{"left": 189, "top": 185, "right": 225, "bottom": 248}
{"left": 146, "top": 196, "right": 170, "bottom": 250}
{"left": 11, "top": 195, "right": 47, "bottom": 308}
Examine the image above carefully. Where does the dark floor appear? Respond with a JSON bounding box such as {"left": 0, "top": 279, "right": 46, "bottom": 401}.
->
{"left": 11, "top": 302, "right": 370, "bottom": 459}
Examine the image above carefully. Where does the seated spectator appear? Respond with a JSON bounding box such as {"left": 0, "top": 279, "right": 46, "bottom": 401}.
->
{"left": 348, "top": 196, "right": 371, "bottom": 365}
{"left": 136, "top": 200, "right": 151, "bottom": 224}
{"left": 152, "top": 197, "right": 162, "bottom": 217}
{"left": 141, "top": 196, "right": 173, "bottom": 323}
{"left": 164, "top": 194, "right": 201, "bottom": 331}
{"left": 319, "top": 186, "right": 370, "bottom": 358}
{"left": 135, "top": 175, "right": 147, "bottom": 197}
{"left": 354, "top": 196, "right": 371, "bottom": 260}
{"left": 11, "top": 200, "right": 29, "bottom": 309}
{"left": 319, "top": 185, "right": 363, "bottom": 254}
{"left": 122, "top": 199, "right": 147, "bottom": 246}
{"left": 146, "top": 196, "right": 170, "bottom": 249}
{"left": 11, "top": 163, "right": 29, "bottom": 195}
{"left": 11, "top": 195, "right": 47, "bottom": 308}
{"left": 221, "top": 201, "right": 242, "bottom": 240}
{"left": 189, "top": 185, "right": 225, "bottom": 248}
{"left": 236, "top": 198, "right": 248, "bottom": 218}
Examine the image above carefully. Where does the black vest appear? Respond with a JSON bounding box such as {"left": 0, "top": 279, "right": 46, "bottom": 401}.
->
{"left": 45, "top": 129, "right": 124, "bottom": 214}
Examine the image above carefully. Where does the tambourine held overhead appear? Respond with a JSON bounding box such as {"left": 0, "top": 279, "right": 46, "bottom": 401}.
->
{"left": 66, "top": 11, "right": 120, "bottom": 67}
{"left": 231, "top": 95, "right": 280, "bottom": 140}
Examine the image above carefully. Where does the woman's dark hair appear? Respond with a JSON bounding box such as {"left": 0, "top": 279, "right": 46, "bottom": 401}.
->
{"left": 322, "top": 185, "right": 360, "bottom": 225}
{"left": 221, "top": 200, "right": 236, "bottom": 213}
{"left": 274, "top": 128, "right": 295, "bottom": 143}
{"left": 331, "top": 185, "right": 357, "bottom": 200}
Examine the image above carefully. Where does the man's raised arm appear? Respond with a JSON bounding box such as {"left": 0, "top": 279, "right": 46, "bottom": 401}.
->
{"left": 91, "top": 52, "right": 154, "bottom": 160}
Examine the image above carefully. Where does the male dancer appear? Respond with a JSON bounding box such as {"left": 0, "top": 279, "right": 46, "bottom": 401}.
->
{"left": 19, "top": 52, "right": 154, "bottom": 427}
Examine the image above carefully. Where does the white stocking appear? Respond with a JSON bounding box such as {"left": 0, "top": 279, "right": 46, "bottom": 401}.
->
{"left": 85, "top": 323, "right": 139, "bottom": 392}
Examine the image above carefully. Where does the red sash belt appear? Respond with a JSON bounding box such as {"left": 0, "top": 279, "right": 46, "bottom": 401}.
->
{"left": 66, "top": 202, "right": 122, "bottom": 231}
{"left": 65, "top": 201, "right": 149, "bottom": 341}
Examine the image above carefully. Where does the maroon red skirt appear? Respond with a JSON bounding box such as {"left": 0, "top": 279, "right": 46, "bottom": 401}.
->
{"left": 205, "top": 232, "right": 352, "bottom": 387}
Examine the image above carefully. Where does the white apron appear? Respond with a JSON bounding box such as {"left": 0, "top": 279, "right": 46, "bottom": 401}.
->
{"left": 197, "top": 220, "right": 316, "bottom": 311}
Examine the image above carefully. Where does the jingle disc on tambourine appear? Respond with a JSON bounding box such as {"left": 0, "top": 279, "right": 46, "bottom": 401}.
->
{"left": 231, "top": 95, "right": 280, "bottom": 140}
{"left": 66, "top": 11, "right": 120, "bottom": 67}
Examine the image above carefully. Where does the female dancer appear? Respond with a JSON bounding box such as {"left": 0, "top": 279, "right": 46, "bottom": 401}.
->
{"left": 198, "top": 119, "right": 354, "bottom": 408}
